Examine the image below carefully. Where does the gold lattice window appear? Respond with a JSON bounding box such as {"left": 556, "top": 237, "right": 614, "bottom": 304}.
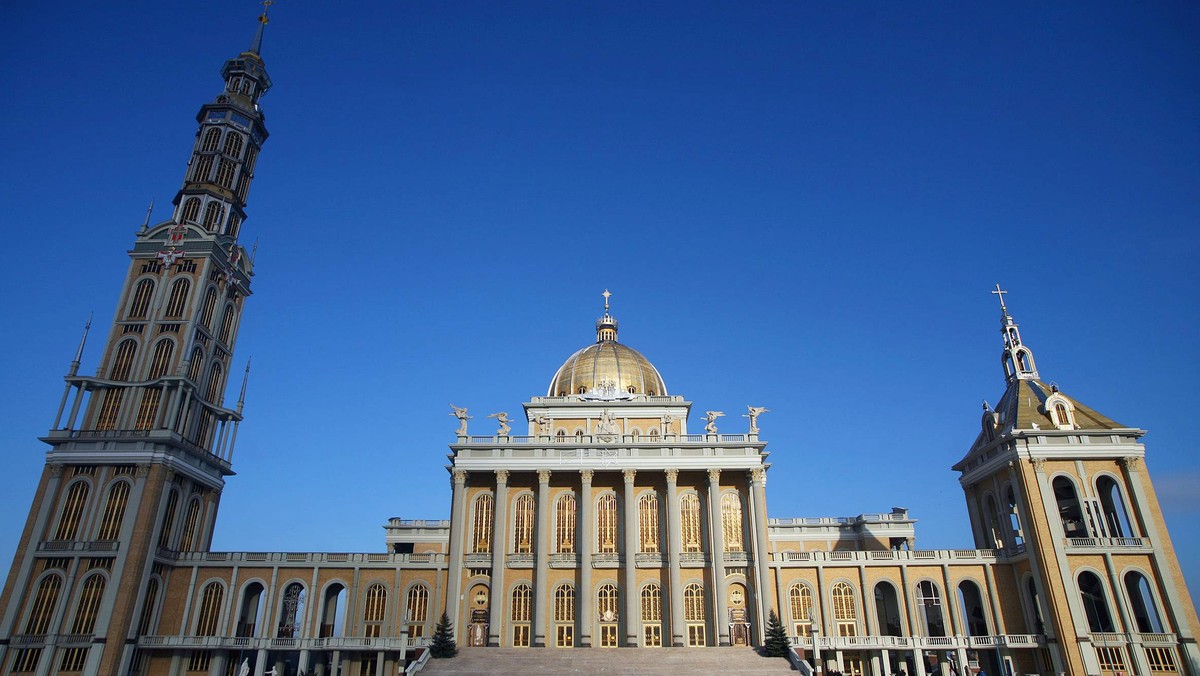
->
{"left": 513, "top": 494, "right": 535, "bottom": 554}
{"left": 195, "top": 582, "right": 224, "bottom": 636}
{"left": 177, "top": 500, "right": 202, "bottom": 551}
{"left": 128, "top": 279, "right": 155, "bottom": 319}
{"left": 192, "top": 156, "right": 214, "bottom": 183}
{"left": 215, "top": 160, "right": 235, "bottom": 189}
{"left": 832, "top": 582, "right": 857, "bottom": 636}
{"left": 10, "top": 648, "right": 42, "bottom": 672}
{"left": 23, "top": 575, "right": 63, "bottom": 634}
{"left": 53, "top": 482, "right": 90, "bottom": 541}
{"left": 554, "top": 585, "right": 575, "bottom": 622}
{"left": 69, "top": 574, "right": 106, "bottom": 635}
{"left": 110, "top": 339, "right": 138, "bottom": 380}
{"left": 598, "top": 584, "right": 618, "bottom": 620}
{"left": 223, "top": 132, "right": 244, "bottom": 159}
{"left": 202, "top": 202, "right": 224, "bottom": 231}
{"left": 638, "top": 493, "right": 659, "bottom": 553}
{"left": 471, "top": 494, "right": 493, "bottom": 553}
{"left": 1097, "top": 646, "right": 1128, "bottom": 675}
{"left": 201, "top": 128, "right": 221, "bottom": 152}
{"left": 363, "top": 583, "right": 387, "bottom": 634}
{"left": 95, "top": 390, "right": 124, "bottom": 431}
{"left": 684, "top": 583, "right": 705, "bottom": 622}
{"left": 1147, "top": 646, "right": 1179, "bottom": 673}
{"left": 597, "top": 494, "right": 618, "bottom": 553}
{"left": 407, "top": 584, "right": 428, "bottom": 636}
{"left": 511, "top": 584, "right": 532, "bottom": 622}
{"left": 186, "top": 651, "right": 212, "bottom": 672}
{"left": 135, "top": 388, "right": 162, "bottom": 432}
{"left": 59, "top": 647, "right": 88, "bottom": 671}
{"left": 680, "top": 494, "right": 701, "bottom": 552}
{"left": 96, "top": 482, "right": 130, "bottom": 540}
{"left": 721, "top": 493, "right": 744, "bottom": 552}
{"left": 641, "top": 584, "right": 661, "bottom": 622}
{"left": 790, "top": 584, "right": 813, "bottom": 626}
{"left": 181, "top": 198, "right": 201, "bottom": 223}
{"left": 555, "top": 494, "right": 576, "bottom": 553}
{"left": 165, "top": 279, "right": 190, "bottom": 318}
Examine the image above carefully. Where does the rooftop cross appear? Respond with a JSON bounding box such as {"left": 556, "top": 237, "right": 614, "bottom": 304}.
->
{"left": 991, "top": 283, "right": 1008, "bottom": 311}
{"left": 602, "top": 289, "right": 611, "bottom": 313}
{"left": 260, "top": 0, "right": 274, "bottom": 22}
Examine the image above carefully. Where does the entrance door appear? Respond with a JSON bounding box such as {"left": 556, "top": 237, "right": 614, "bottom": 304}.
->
{"left": 731, "top": 622, "right": 749, "bottom": 646}
{"left": 469, "top": 608, "right": 489, "bottom": 647}
{"left": 599, "top": 623, "right": 618, "bottom": 647}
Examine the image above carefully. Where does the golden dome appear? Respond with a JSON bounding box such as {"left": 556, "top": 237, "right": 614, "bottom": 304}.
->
{"left": 547, "top": 293, "right": 667, "bottom": 397}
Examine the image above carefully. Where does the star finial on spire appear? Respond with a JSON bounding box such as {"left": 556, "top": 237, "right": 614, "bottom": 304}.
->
{"left": 602, "top": 289, "right": 612, "bottom": 313}
{"left": 991, "top": 283, "right": 1008, "bottom": 312}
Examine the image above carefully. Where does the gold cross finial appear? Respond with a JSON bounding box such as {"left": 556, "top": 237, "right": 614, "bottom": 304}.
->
{"left": 991, "top": 283, "right": 1008, "bottom": 311}
{"left": 260, "top": 0, "right": 274, "bottom": 23}
{"left": 602, "top": 289, "right": 612, "bottom": 313}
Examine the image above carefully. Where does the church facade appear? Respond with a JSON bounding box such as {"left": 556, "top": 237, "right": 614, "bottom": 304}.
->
{"left": 1, "top": 18, "right": 1198, "bottom": 676}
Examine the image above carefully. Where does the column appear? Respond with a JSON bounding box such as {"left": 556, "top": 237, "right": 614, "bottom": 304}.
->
{"left": 706, "top": 469, "right": 730, "bottom": 646}
{"left": 748, "top": 467, "right": 771, "bottom": 644}
{"left": 622, "top": 469, "right": 639, "bottom": 646}
{"left": 445, "top": 469, "right": 468, "bottom": 638}
{"left": 533, "top": 469, "right": 552, "bottom": 647}
{"left": 578, "top": 470, "right": 594, "bottom": 647}
{"left": 665, "top": 469, "right": 685, "bottom": 647}
{"left": 487, "top": 470, "right": 509, "bottom": 647}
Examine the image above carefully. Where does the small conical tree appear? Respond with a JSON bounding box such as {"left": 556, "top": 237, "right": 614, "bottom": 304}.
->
{"left": 762, "top": 609, "right": 791, "bottom": 658}
{"left": 429, "top": 612, "right": 458, "bottom": 658}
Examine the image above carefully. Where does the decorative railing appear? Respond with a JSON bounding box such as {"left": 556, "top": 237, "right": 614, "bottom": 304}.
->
{"left": 789, "top": 634, "right": 1045, "bottom": 650}
{"left": 170, "top": 551, "right": 448, "bottom": 565}
{"left": 772, "top": 549, "right": 999, "bottom": 564}
{"left": 635, "top": 552, "right": 664, "bottom": 566}
{"left": 506, "top": 553, "right": 534, "bottom": 567}
{"left": 549, "top": 553, "right": 578, "bottom": 567}
{"left": 679, "top": 552, "right": 708, "bottom": 566}
{"left": 1066, "top": 537, "right": 1149, "bottom": 549}
{"left": 457, "top": 433, "right": 755, "bottom": 446}
{"left": 592, "top": 553, "right": 621, "bottom": 567}
{"left": 1088, "top": 632, "right": 1179, "bottom": 646}
{"left": 37, "top": 540, "right": 119, "bottom": 552}
{"left": 464, "top": 553, "right": 493, "bottom": 566}
{"left": 140, "top": 635, "right": 421, "bottom": 651}
{"left": 387, "top": 519, "right": 451, "bottom": 528}
{"left": 56, "top": 633, "right": 95, "bottom": 646}
{"left": 725, "top": 551, "right": 749, "bottom": 564}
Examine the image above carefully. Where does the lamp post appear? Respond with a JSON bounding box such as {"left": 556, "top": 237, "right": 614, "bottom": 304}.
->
{"left": 810, "top": 610, "right": 822, "bottom": 676}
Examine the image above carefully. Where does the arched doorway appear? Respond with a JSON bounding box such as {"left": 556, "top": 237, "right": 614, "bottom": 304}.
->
{"left": 468, "top": 584, "right": 490, "bottom": 647}
{"left": 728, "top": 583, "right": 750, "bottom": 646}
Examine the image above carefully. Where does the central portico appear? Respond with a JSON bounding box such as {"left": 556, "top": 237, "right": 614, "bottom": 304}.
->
{"left": 443, "top": 294, "right": 773, "bottom": 649}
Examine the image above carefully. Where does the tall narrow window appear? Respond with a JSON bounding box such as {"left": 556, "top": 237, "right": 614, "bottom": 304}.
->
{"left": 555, "top": 493, "right": 576, "bottom": 553}
{"left": 790, "top": 584, "right": 814, "bottom": 635}
{"left": 1026, "top": 578, "right": 1045, "bottom": 635}
{"left": 200, "top": 128, "right": 221, "bottom": 152}
{"left": 1053, "top": 402, "right": 1072, "bottom": 428}
{"left": 513, "top": 494, "right": 535, "bottom": 554}
{"left": 223, "top": 132, "right": 244, "bottom": 159}
{"left": 916, "top": 580, "right": 946, "bottom": 637}
{"left": 641, "top": 584, "right": 662, "bottom": 647}
{"left": 1053, "top": 477, "right": 1086, "bottom": 537}
{"left": 874, "top": 583, "right": 902, "bottom": 637}
{"left": 680, "top": 494, "right": 702, "bottom": 552}
{"left": 199, "top": 287, "right": 218, "bottom": 328}
{"left": 511, "top": 584, "right": 532, "bottom": 647}
{"left": 831, "top": 582, "right": 858, "bottom": 637}
{"left": 1097, "top": 476, "right": 1134, "bottom": 538}
{"left": 554, "top": 584, "right": 575, "bottom": 648}
{"left": 157, "top": 490, "right": 179, "bottom": 549}
{"left": 186, "top": 347, "right": 205, "bottom": 383}
{"left": 684, "top": 583, "right": 706, "bottom": 646}
{"left": 1078, "top": 571, "right": 1115, "bottom": 632}
{"left": 177, "top": 499, "right": 202, "bottom": 551}
{"left": 181, "top": 197, "right": 201, "bottom": 223}
{"left": 205, "top": 362, "right": 224, "bottom": 402}
{"left": 407, "top": 584, "right": 429, "bottom": 637}
{"left": 597, "top": 494, "right": 618, "bottom": 553}
{"left": 110, "top": 339, "right": 138, "bottom": 380}
{"left": 218, "top": 303, "right": 237, "bottom": 344}
{"left": 957, "top": 581, "right": 989, "bottom": 636}
{"left": 202, "top": 202, "right": 224, "bottom": 231}
{"left": 147, "top": 339, "right": 175, "bottom": 379}
{"left": 137, "top": 578, "right": 161, "bottom": 635}
{"left": 195, "top": 582, "right": 224, "bottom": 636}
{"left": 1006, "top": 486, "right": 1024, "bottom": 548}
{"left": 23, "top": 575, "right": 63, "bottom": 634}
{"left": 96, "top": 481, "right": 131, "bottom": 540}
{"left": 95, "top": 389, "right": 124, "bottom": 431}
{"left": 53, "top": 481, "right": 90, "bottom": 540}
{"left": 215, "top": 160, "right": 235, "bottom": 189}
{"left": 69, "top": 573, "right": 106, "bottom": 635}
{"left": 638, "top": 493, "right": 660, "bottom": 553}
{"left": 598, "top": 584, "right": 618, "bottom": 621}
{"left": 471, "top": 494, "right": 493, "bottom": 553}
{"left": 191, "top": 155, "right": 214, "bottom": 183}
{"left": 277, "top": 583, "right": 305, "bottom": 638}
{"left": 363, "top": 583, "right": 386, "bottom": 638}
{"left": 721, "top": 493, "right": 744, "bottom": 552}
{"left": 1124, "top": 572, "right": 1164, "bottom": 633}
{"left": 165, "top": 278, "right": 190, "bottom": 318}
{"left": 128, "top": 279, "right": 155, "bottom": 319}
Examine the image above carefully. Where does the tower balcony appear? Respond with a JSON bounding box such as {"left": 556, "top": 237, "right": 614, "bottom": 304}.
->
{"left": 789, "top": 634, "right": 1047, "bottom": 650}
{"left": 1064, "top": 536, "right": 1151, "bottom": 551}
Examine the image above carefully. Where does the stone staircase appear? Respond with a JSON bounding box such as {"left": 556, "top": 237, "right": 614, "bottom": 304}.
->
{"left": 417, "top": 646, "right": 796, "bottom": 674}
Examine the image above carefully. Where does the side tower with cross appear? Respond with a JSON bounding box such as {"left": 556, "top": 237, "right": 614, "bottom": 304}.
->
{"left": 0, "top": 7, "right": 276, "bottom": 675}
{"left": 953, "top": 287, "right": 1200, "bottom": 676}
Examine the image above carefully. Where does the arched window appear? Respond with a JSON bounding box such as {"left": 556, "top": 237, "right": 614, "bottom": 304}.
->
{"left": 201, "top": 128, "right": 221, "bottom": 152}
{"left": 165, "top": 278, "right": 190, "bottom": 318}
{"left": 555, "top": 429, "right": 566, "bottom": 443}
{"left": 1006, "top": 486, "right": 1024, "bottom": 548}
{"left": 511, "top": 583, "right": 532, "bottom": 647}
{"left": 218, "top": 303, "right": 237, "bottom": 344}
{"left": 721, "top": 493, "right": 744, "bottom": 552}
{"left": 555, "top": 493, "right": 576, "bottom": 553}
{"left": 1124, "top": 572, "right": 1164, "bottom": 633}
{"left": 1053, "top": 476, "right": 1086, "bottom": 537}
{"left": 223, "top": 132, "right": 244, "bottom": 159}
{"left": 236, "top": 582, "right": 266, "bottom": 638}
{"left": 597, "top": 494, "right": 618, "bottom": 553}
{"left": 147, "top": 339, "right": 175, "bottom": 379}
{"left": 181, "top": 197, "right": 201, "bottom": 223}
{"left": 513, "top": 494, "right": 535, "bottom": 554}
{"left": 916, "top": 581, "right": 946, "bottom": 637}
{"left": 69, "top": 573, "right": 106, "bottom": 635}
{"left": 138, "top": 578, "right": 161, "bottom": 635}
{"left": 638, "top": 493, "right": 659, "bottom": 553}
{"left": 683, "top": 583, "right": 705, "bottom": 622}
{"left": 199, "top": 287, "right": 218, "bottom": 328}
{"left": 191, "top": 155, "right": 214, "bottom": 183}
{"left": 277, "top": 582, "right": 306, "bottom": 638}
{"left": 128, "top": 278, "right": 155, "bottom": 319}
{"left": 157, "top": 490, "right": 179, "bottom": 549}
{"left": 228, "top": 213, "right": 242, "bottom": 238}
{"left": 471, "top": 494, "right": 493, "bottom": 553}
{"left": 575, "top": 429, "right": 584, "bottom": 442}
{"left": 680, "top": 494, "right": 701, "bottom": 552}
{"left": 205, "top": 362, "right": 224, "bottom": 402}
{"left": 874, "top": 582, "right": 902, "bottom": 636}
{"left": 195, "top": 582, "right": 224, "bottom": 636}
{"left": 1053, "top": 402, "right": 1072, "bottom": 428}
{"left": 649, "top": 428, "right": 659, "bottom": 441}
{"left": 23, "top": 575, "right": 63, "bottom": 634}
{"left": 96, "top": 481, "right": 131, "bottom": 540}
{"left": 1016, "top": 349, "right": 1033, "bottom": 373}
{"left": 186, "top": 347, "right": 205, "bottom": 383}
{"left": 957, "top": 580, "right": 989, "bottom": 636}
{"left": 1078, "top": 571, "right": 1115, "bottom": 632}
{"left": 54, "top": 481, "right": 90, "bottom": 540}
{"left": 110, "top": 338, "right": 138, "bottom": 380}
{"left": 215, "top": 159, "right": 236, "bottom": 189}
{"left": 319, "top": 584, "right": 347, "bottom": 638}
{"left": 982, "top": 494, "right": 1003, "bottom": 549}
{"left": 363, "top": 583, "right": 387, "bottom": 637}
{"left": 1097, "top": 475, "right": 1134, "bottom": 538}
{"left": 790, "top": 584, "right": 815, "bottom": 636}
{"left": 406, "top": 584, "right": 429, "bottom": 637}
{"left": 177, "top": 498, "right": 202, "bottom": 551}
{"left": 831, "top": 582, "right": 858, "bottom": 637}
{"left": 202, "top": 202, "right": 224, "bottom": 231}
{"left": 554, "top": 584, "right": 575, "bottom": 647}
{"left": 641, "top": 584, "right": 662, "bottom": 647}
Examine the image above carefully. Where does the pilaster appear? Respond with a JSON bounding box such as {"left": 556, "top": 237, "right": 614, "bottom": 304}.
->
{"left": 533, "top": 469, "right": 551, "bottom": 647}
{"left": 445, "top": 469, "right": 468, "bottom": 638}
{"left": 622, "top": 469, "right": 638, "bottom": 646}
{"left": 664, "top": 468, "right": 684, "bottom": 647}
{"left": 706, "top": 469, "right": 730, "bottom": 646}
{"left": 578, "top": 469, "right": 594, "bottom": 648}
{"left": 487, "top": 469, "right": 509, "bottom": 646}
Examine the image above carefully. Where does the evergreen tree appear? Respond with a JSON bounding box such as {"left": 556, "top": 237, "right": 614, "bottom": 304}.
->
{"left": 762, "top": 609, "right": 791, "bottom": 658}
{"left": 429, "top": 612, "right": 458, "bottom": 658}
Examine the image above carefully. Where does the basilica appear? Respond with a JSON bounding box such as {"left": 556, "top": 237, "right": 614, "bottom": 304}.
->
{"left": 1, "top": 13, "right": 1197, "bottom": 676}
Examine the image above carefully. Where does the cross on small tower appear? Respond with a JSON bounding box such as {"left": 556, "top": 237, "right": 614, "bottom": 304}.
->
{"left": 602, "top": 289, "right": 612, "bottom": 313}
{"left": 991, "top": 283, "right": 1008, "bottom": 311}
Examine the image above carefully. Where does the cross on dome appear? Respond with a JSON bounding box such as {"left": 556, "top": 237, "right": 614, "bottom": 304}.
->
{"left": 991, "top": 283, "right": 1008, "bottom": 312}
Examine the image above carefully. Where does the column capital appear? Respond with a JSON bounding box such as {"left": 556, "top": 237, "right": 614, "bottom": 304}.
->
{"left": 580, "top": 469, "right": 594, "bottom": 483}
{"left": 136, "top": 463, "right": 151, "bottom": 477}
{"left": 622, "top": 468, "right": 637, "bottom": 483}
{"left": 537, "top": 469, "right": 552, "bottom": 484}
{"left": 48, "top": 463, "right": 64, "bottom": 478}
{"left": 664, "top": 468, "right": 679, "bottom": 483}
{"left": 1029, "top": 457, "right": 1046, "bottom": 473}
{"left": 1120, "top": 456, "right": 1142, "bottom": 471}
{"left": 452, "top": 468, "right": 468, "bottom": 484}
{"left": 707, "top": 468, "right": 721, "bottom": 483}
{"left": 748, "top": 467, "right": 765, "bottom": 485}
{"left": 495, "top": 469, "right": 509, "bottom": 484}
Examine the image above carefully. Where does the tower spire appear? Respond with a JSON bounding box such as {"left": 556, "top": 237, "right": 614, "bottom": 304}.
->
{"left": 249, "top": 0, "right": 274, "bottom": 55}
{"left": 993, "top": 284, "right": 1038, "bottom": 383}
{"left": 596, "top": 289, "right": 618, "bottom": 342}
{"left": 236, "top": 357, "right": 252, "bottom": 414}
{"left": 68, "top": 313, "right": 93, "bottom": 377}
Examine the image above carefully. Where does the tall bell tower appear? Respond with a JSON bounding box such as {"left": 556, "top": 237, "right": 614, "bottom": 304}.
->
{"left": 0, "top": 10, "right": 274, "bottom": 675}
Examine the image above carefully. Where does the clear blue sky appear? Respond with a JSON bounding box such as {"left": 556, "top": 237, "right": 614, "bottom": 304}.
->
{"left": 1, "top": 2, "right": 1197, "bottom": 595}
